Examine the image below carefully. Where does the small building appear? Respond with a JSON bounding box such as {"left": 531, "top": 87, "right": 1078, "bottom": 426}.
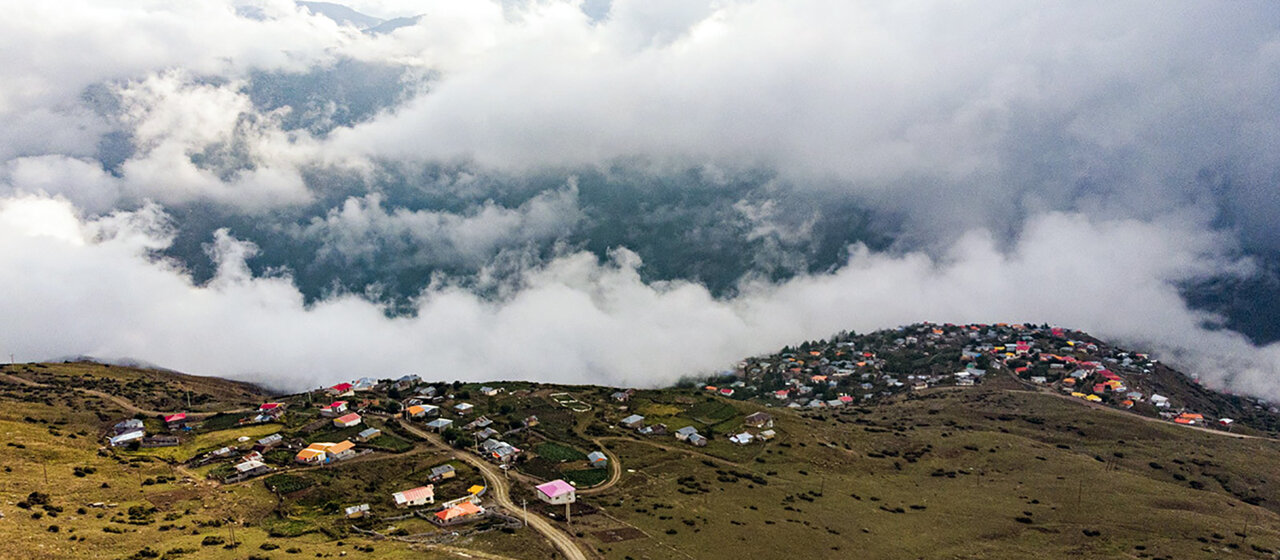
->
{"left": 164, "top": 413, "right": 188, "bottom": 428}
{"left": 393, "top": 485, "right": 435, "bottom": 508}
{"left": 140, "top": 435, "right": 180, "bottom": 448}
{"left": 356, "top": 427, "right": 381, "bottom": 442}
{"left": 535, "top": 480, "right": 576, "bottom": 505}
{"left": 434, "top": 501, "right": 484, "bottom": 526}
{"left": 429, "top": 464, "right": 456, "bottom": 482}
{"left": 587, "top": 451, "right": 608, "bottom": 468}
{"left": 320, "top": 401, "right": 348, "bottom": 417}
{"left": 234, "top": 459, "right": 271, "bottom": 479}
{"left": 405, "top": 404, "right": 439, "bottom": 418}
{"left": 425, "top": 418, "right": 453, "bottom": 432}
{"left": 464, "top": 416, "right": 493, "bottom": 430}
{"left": 259, "top": 402, "right": 285, "bottom": 412}
{"left": 108, "top": 429, "right": 145, "bottom": 447}
{"left": 473, "top": 427, "right": 499, "bottom": 441}
{"left": 479, "top": 438, "right": 521, "bottom": 463}
{"left": 333, "top": 413, "right": 363, "bottom": 428}
{"left": 688, "top": 433, "right": 708, "bottom": 447}
{"left": 111, "top": 418, "right": 144, "bottom": 434}
{"left": 345, "top": 504, "right": 370, "bottom": 518}
{"left": 352, "top": 377, "right": 378, "bottom": 391}
{"left": 523, "top": 415, "right": 540, "bottom": 428}
{"left": 674, "top": 426, "right": 699, "bottom": 441}
{"left": 478, "top": 386, "right": 499, "bottom": 397}
{"left": 759, "top": 429, "right": 776, "bottom": 441}
{"left": 327, "top": 440, "right": 357, "bottom": 461}
{"left": 620, "top": 414, "right": 645, "bottom": 429}
{"left": 454, "top": 402, "right": 474, "bottom": 415}
{"left": 327, "top": 382, "right": 354, "bottom": 396}
{"left": 611, "top": 390, "right": 632, "bottom": 402}
{"left": 729, "top": 432, "right": 754, "bottom": 445}
{"left": 295, "top": 446, "right": 327, "bottom": 464}
{"left": 254, "top": 433, "right": 283, "bottom": 451}
{"left": 744, "top": 412, "right": 774, "bottom": 429}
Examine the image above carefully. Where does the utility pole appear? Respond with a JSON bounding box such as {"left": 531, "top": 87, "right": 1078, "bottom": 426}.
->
{"left": 42, "top": 463, "right": 48, "bottom": 486}
{"left": 522, "top": 498, "right": 528, "bottom": 527}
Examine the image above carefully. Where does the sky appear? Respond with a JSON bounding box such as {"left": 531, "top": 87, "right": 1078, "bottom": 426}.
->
{"left": 2, "top": 0, "right": 1280, "bottom": 395}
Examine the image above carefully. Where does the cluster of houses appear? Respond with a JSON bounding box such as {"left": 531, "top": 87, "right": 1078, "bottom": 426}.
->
{"left": 365, "top": 471, "right": 487, "bottom": 527}
{"left": 105, "top": 418, "right": 182, "bottom": 448}
{"left": 295, "top": 440, "right": 358, "bottom": 464}
{"left": 618, "top": 410, "right": 776, "bottom": 448}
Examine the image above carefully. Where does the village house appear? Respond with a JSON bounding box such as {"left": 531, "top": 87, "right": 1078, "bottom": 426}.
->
{"left": 405, "top": 404, "right": 439, "bottom": 418}
{"left": 454, "top": 402, "right": 475, "bottom": 415}
{"left": 535, "top": 479, "right": 576, "bottom": 505}
{"left": 425, "top": 418, "right": 453, "bottom": 432}
{"left": 320, "top": 401, "right": 348, "bottom": 417}
{"left": 759, "top": 429, "right": 776, "bottom": 441}
{"left": 620, "top": 414, "right": 645, "bottom": 429}
{"left": 140, "top": 435, "right": 180, "bottom": 448}
{"left": 729, "top": 432, "right": 755, "bottom": 445}
{"left": 259, "top": 402, "right": 285, "bottom": 413}
{"left": 464, "top": 416, "right": 493, "bottom": 430}
{"left": 429, "top": 464, "right": 456, "bottom": 482}
{"left": 344, "top": 504, "right": 370, "bottom": 519}
{"left": 327, "top": 382, "right": 354, "bottom": 397}
{"left": 254, "top": 433, "right": 283, "bottom": 451}
{"left": 233, "top": 459, "right": 271, "bottom": 480}
{"left": 111, "top": 418, "right": 143, "bottom": 434}
{"left": 434, "top": 501, "right": 485, "bottom": 526}
{"left": 392, "top": 374, "right": 421, "bottom": 391}
{"left": 478, "top": 386, "right": 499, "bottom": 397}
{"left": 393, "top": 485, "right": 435, "bottom": 508}
{"left": 352, "top": 377, "right": 378, "bottom": 392}
{"left": 473, "top": 427, "right": 499, "bottom": 441}
{"left": 356, "top": 427, "right": 381, "bottom": 442}
{"left": 523, "top": 415, "right": 540, "bottom": 428}
{"left": 479, "top": 438, "right": 521, "bottom": 463}
{"left": 611, "top": 389, "right": 634, "bottom": 402}
{"left": 109, "top": 429, "right": 144, "bottom": 447}
{"left": 164, "top": 413, "right": 188, "bottom": 430}
{"left": 295, "top": 440, "right": 356, "bottom": 464}
{"left": 639, "top": 423, "right": 668, "bottom": 436}
{"left": 674, "top": 426, "right": 699, "bottom": 441}
{"left": 587, "top": 451, "right": 608, "bottom": 468}
{"left": 744, "top": 412, "right": 774, "bottom": 428}
{"left": 333, "top": 412, "right": 362, "bottom": 428}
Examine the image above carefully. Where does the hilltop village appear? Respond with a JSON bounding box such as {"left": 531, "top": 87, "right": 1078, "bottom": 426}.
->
{"left": 718, "top": 322, "right": 1280, "bottom": 433}
{"left": 6, "top": 323, "right": 1280, "bottom": 559}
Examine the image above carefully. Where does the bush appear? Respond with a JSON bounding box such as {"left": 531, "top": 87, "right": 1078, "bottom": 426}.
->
{"left": 201, "top": 536, "right": 225, "bottom": 546}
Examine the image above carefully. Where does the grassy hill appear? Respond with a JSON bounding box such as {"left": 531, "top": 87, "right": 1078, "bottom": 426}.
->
{"left": 3, "top": 352, "right": 1280, "bottom": 559}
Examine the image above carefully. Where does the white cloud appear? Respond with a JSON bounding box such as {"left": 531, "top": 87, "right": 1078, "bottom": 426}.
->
{"left": 1, "top": 194, "right": 1277, "bottom": 400}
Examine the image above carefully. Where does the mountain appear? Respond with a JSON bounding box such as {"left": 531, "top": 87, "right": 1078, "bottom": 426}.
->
{"left": 297, "top": 1, "right": 387, "bottom": 30}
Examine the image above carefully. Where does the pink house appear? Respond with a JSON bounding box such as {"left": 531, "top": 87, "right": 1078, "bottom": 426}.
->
{"left": 535, "top": 480, "right": 576, "bottom": 505}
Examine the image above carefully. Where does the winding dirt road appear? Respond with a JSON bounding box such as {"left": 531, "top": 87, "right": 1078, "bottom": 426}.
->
{"left": 396, "top": 419, "right": 589, "bottom": 560}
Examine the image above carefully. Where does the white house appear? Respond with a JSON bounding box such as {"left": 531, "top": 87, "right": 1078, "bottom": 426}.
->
{"left": 393, "top": 485, "right": 435, "bottom": 508}
{"left": 535, "top": 480, "right": 576, "bottom": 505}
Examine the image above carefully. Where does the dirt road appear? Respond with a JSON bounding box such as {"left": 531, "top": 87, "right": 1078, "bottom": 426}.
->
{"left": 396, "top": 420, "right": 589, "bottom": 560}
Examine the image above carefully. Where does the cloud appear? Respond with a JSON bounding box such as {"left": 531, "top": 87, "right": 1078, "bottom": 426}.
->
{"left": 294, "top": 181, "right": 582, "bottom": 269}
{"left": 2, "top": 1, "right": 1280, "bottom": 401}
{"left": 1, "top": 194, "right": 1277, "bottom": 400}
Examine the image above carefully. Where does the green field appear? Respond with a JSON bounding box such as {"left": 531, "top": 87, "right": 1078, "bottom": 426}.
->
{"left": 536, "top": 441, "right": 587, "bottom": 462}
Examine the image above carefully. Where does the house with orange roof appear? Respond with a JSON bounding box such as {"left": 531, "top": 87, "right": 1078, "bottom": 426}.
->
{"left": 433, "top": 501, "right": 484, "bottom": 526}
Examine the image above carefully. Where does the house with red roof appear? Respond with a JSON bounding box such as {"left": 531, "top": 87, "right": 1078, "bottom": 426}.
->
{"left": 327, "top": 382, "right": 354, "bottom": 396}
{"left": 320, "top": 401, "right": 348, "bottom": 417}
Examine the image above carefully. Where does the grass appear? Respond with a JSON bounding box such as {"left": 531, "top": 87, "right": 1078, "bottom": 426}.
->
{"left": 125, "top": 423, "right": 281, "bottom": 462}
{"left": 536, "top": 442, "right": 587, "bottom": 462}
{"left": 562, "top": 468, "right": 608, "bottom": 487}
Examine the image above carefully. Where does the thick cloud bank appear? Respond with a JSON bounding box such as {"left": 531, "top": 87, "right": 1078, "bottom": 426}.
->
{"left": 0, "top": 196, "right": 1276, "bottom": 398}
{"left": 2, "top": 1, "right": 1280, "bottom": 395}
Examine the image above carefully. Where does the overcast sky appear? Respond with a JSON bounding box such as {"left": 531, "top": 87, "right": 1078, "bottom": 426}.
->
{"left": 2, "top": 0, "right": 1280, "bottom": 396}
